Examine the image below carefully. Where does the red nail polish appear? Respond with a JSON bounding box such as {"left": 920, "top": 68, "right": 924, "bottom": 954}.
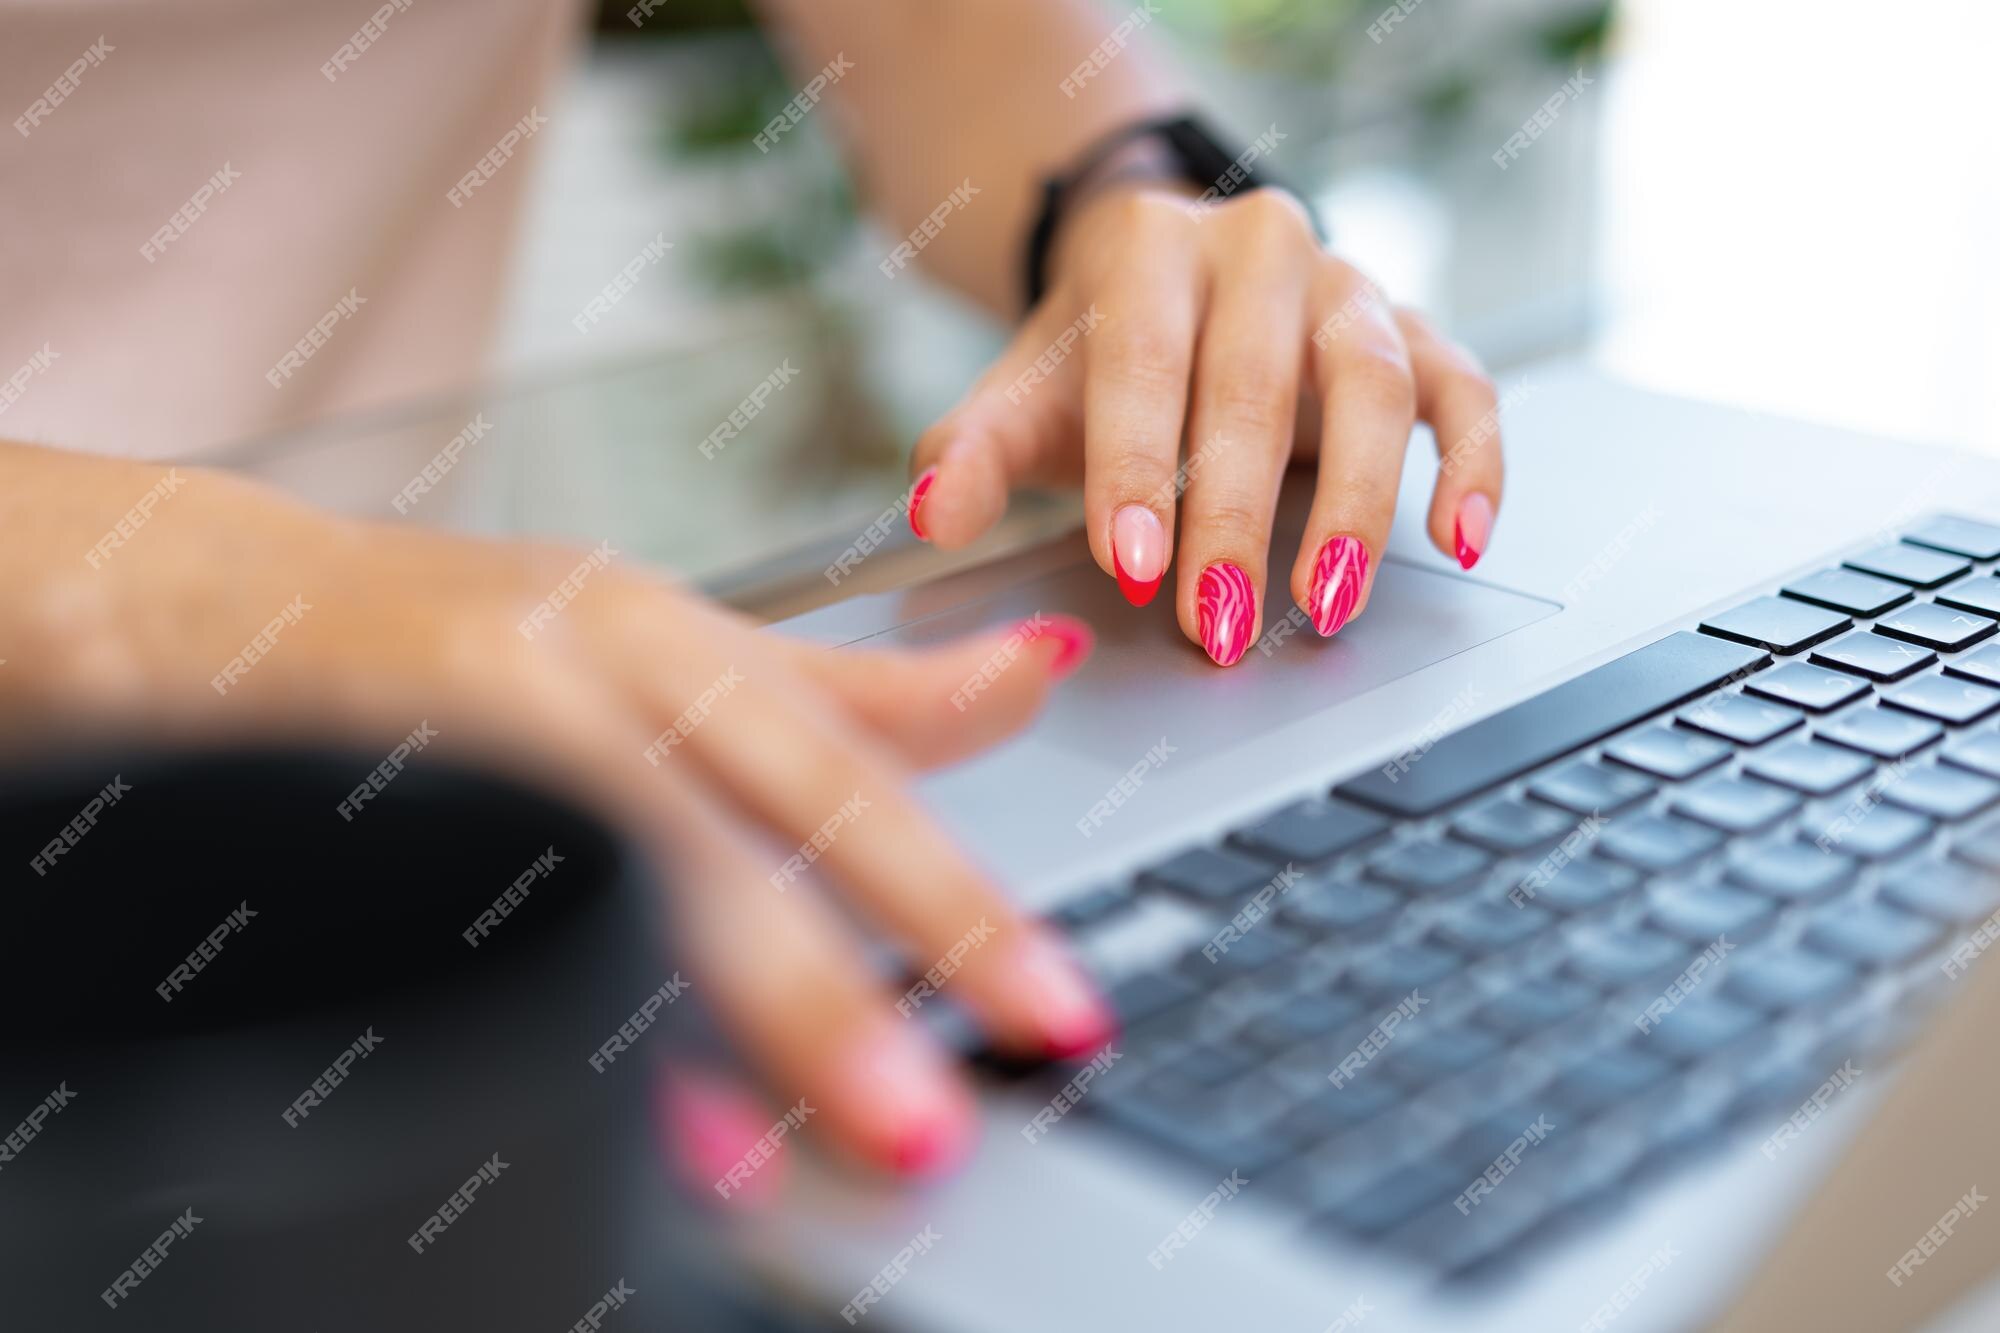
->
{"left": 1308, "top": 536, "right": 1368, "bottom": 637}
{"left": 1025, "top": 614, "right": 1094, "bottom": 681}
{"left": 1196, "top": 562, "right": 1256, "bottom": 666}
{"left": 836, "top": 1026, "right": 975, "bottom": 1178}
{"left": 1454, "top": 492, "right": 1494, "bottom": 570}
{"left": 907, "top": 467, "right": 937, "bottom": 541}
{"left": 656, "top": 1068, "right": 788, "bottom": 1206}
{"left": 1110, "top": 504, "right": 1166, "bottom": 607}
{"left": 1014, "top": 933, "right": 1118, "bottom": 1058}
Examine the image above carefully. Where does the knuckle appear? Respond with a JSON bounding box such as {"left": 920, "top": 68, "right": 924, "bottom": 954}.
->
{"left": 1190, "top": 492, "right": 1273, "bottom": 547}
{"left": 1096, "top": 329, "right": 1190, "bottom": 391}
{"left": 1334, "top": 343, "right": 1417, "bottom": 417}
{"left": 1229, "top": 187, "right": 1312, "bottom": 236}
{"left": 1117, "top": 189, "right": 1197, "bottom": 244}
{"left": 1204, "top": 363, "right": 1294, "bottom": 437}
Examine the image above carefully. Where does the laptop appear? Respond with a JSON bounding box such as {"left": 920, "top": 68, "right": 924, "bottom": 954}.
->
{"left": 743, "top": 360, "right": 2000, "bottom": 1331}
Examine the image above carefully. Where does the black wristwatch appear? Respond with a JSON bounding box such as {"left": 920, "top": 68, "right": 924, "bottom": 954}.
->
{"left": 1020, "top": 112, "right": 1324, "bottom": 311}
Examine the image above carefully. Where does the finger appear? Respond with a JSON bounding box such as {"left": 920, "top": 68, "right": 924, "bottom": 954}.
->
{"left": 1079, "top": 196, "right": 1200, "bottom": 607}
{"left": 656, "top": 1065, "right": 793, "bottom": 1206}
{"left": 1396, "top": 306, "right": 1506, "bottom": 569}
{"left": 1290, "top": 268, "right": 1416, "bottom": 638}
{"left": 617, "top": 628, "right": 1116, "bottom": 1061}
{"left": 776, "top": 614, "right": 1094, "bottom": 769}
{"left": 907, "top": 301, "right": 1088, "bottom": 550}
{"left": 1174, "top": 192, "right": 1312, "bottom": 665}
{"left": 640, "top": 774, "right": 979, "bottom": 1178}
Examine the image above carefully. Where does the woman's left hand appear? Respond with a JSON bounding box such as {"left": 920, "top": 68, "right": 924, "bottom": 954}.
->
{"left": 905, "top": 182, "right": 1506, "bottom": 667}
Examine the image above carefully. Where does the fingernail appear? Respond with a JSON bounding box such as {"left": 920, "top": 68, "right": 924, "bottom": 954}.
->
{"left": 907, "top": 467, "right": 937, "bottom": 541}
{"left": 1454, "top": 492, "right": 1494, "bottom": 570}
{"left": 1308, "top": 535, "right": 1368, "bottom": 637}
{"left": 1025, "top": 613, "right": 1094, "bottom": 681}
{"left": 1110, "top": 504, "right": 1167, "bottom": 607}
{"left": 657, "top": 1067, "right": 788, "bottom": 1206}
{"left": 1196, "top": 561, "right": 1256, "bottom": 667}
{"left": 836, "top": 1024, "right": 975, "bottom": 1176}
{"left": 1013, "top": 932, "right": 1118, "bottom": 1058}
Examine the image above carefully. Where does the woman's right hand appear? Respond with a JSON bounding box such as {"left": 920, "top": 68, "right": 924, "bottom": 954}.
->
{"left": 2, "top": 441, "right": 1114, "bottom": 1177}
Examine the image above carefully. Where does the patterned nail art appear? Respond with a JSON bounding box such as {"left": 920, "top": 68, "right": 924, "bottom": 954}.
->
{"left": 907, "top": 467, "right": 937, "bottom": 540}
{"left": 1309, "top": 536, "right": 1367, "bottom": 637}
{"left": 1197, "top": 562, "right": 1256, "bottom": 666}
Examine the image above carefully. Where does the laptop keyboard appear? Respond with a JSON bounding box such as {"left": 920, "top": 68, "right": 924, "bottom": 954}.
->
{"left": 1049, "top": 515, "right": 2000, "bottom": 1278}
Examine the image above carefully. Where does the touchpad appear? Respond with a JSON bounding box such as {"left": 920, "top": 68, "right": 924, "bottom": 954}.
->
{"left": 865, "top": 546, "right": 1559, "bottom": 770}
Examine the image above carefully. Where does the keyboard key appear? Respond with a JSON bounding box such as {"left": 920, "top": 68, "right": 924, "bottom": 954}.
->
{"left": 1879, "top": 763, "right": 2000, "bottom": 821}
{"left": 1815, "top": 706, "right": 1944, "bottom": 759}
{"left": 1345, "top": 942, "right": 1465, "bottom": 998}
{"left": 1724, "top": 841, "right": 1856, "bottom": 901}
{"left": 1451, "top": 797, "right": 1581, "bottom": 855}
{"left": 1528, "top": 761, "right": 1657, "bottom": 816}
{"left": 1677, "top": 693, "right": 1803, "bottom": 746}
{"left": 1430, "top": 900, "right": 1557, "bottom": 955}
{"left": 1474, "top": 976, "right": 1600, "bottom": 1037}
{"left": 1644, "top": 995, "right": 1765, "bottom": 1061}
{"left": 1648, "top": 881, "right": 1777, "bottom": 942}
{"left": 1230, "top": 798, "right": 1388, "bottom": 866}
{"left": 1934, "top": 577, "right": 2000, "bottom": 620}
{"left": 1743, "top": 739, "right": 1875, "bottom": 795}
{"left": 1142, "top": 846, "right": 1276, "bottom": 903}
{"left": 1241, "top": 989, "right": 1369, "bottom": 1050}
{"left": 1106, "top": 972, "right": 1199, "bottom": 1025}
{"left": 1280, "top": 879, "right": 1401, "bottom": 937}
{"left": 1382, "top": 1026, "right": 1505, "bottom": 1088}
{"left": 1745, "top": 662, "right": 1871, "bottom": 712}
{"left": 1943, "top": 727, "right": 2000, "bottom": 779}
{"left": 1782, "top": 567, "right": 1913, "bottom": 618}
{"left": 1319, "top": 1161, "right": 1461, "bottom": 1237}
{"left": 1844, "top": 543, "right": 1971, "bottom": 588}
{"left": 1548, "top": 1044, "right": 1674, "bottom": 1117}
{"left": 1699, "top": 596, "right": 1850, "bottom": 654}
{"left": 1672, "top": 775, "right": 1799, "bottom": 833}
{"left": 1048, "top": 884, "right": 1133, "bottom": 931}
{"left": 1810, "top": 632, "right": 1936, "bottom": 682}
{"left": 1802, "top": 803, "right": 1931, "bottom": 861}
{"left": 1884, "top": 674, "right": 2000, "bottom": 726}
{"left": 1725, "top": 948, "right": 1857, "bottom": 1011}
{"left": 1944, "top": 643, "right": 2000, "bottom": 689}
{"left": 1565, "top": 927, "right": 1690, "bottom": 989}
{"left": 1804, "top": 900, "right": 1944, "bottom": 967}
{"left": 1883, "top": 857, "right": 2000, "bottom": 924}
{"left": 1334, "top": 632, "right": 1770, "bottom": 818}
{"left": 1872, "top": 602, "right": 1997, "bottom": 653}
{"left": 1182, "top": 924, "right": 1305, "bottom": 979}
{"left": 1903, "top": 516, "right": 2000, "bottom": 561}
{"left": 1516, "top": 856, "right": 1638, "bottom": 915}
{"left": 1368, "top": 839, "right": 1492, "bottom": 895}
{"left": 1604, "top": 726, "right": 1734, "bottom": 781}
{"left": 1597, "top": 814, "right": 1724, "bottom": 872}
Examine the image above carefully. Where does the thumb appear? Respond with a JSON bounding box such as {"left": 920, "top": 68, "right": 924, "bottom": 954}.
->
{"left": 776, "top": 614, "right": 1093, "bottom": 769}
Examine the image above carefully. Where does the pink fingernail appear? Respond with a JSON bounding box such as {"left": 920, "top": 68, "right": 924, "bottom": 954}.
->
{"left": 1024, "top": 614, "right": 1094, "bottom": 681}
{"left": 1454, "top": 492, "right": 1495, "bottom": 570}
{"left": 907, "top": 467, "right": 937, "bottom": 541}
{"left": 835, "top": 1024, "right": 975, "bottom": 1176}
{"left": 1308, "top": 536, "right": 1368, "bottom": 637}
{"left": 1197, "top": 561, "right": 1256, "bottom": 667}
{"left": 1110, "top": 504, "right": 1167, "bottom": 607}
{"left": 657, "top": 1067, "right": 789, "bottom": 1206}
{"left": 1013, "top": 932, "right": 1118, "bottom": 1059}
